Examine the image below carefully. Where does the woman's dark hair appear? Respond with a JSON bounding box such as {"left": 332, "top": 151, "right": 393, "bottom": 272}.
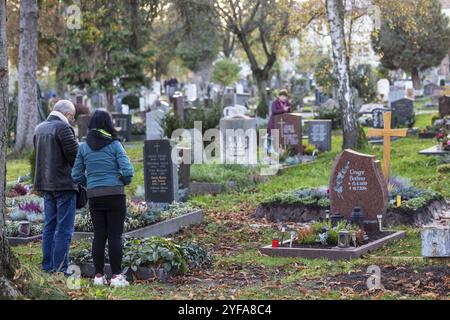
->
{"left": 88, "top": 110, "right": 118, "bottom": 138}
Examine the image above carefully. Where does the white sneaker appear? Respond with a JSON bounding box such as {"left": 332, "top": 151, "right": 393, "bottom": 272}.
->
{"left": 93, "top": 274, "right": 108, "bottom": 286}
{"left": 110, "top": 274, "right": 129, "bottom": 288}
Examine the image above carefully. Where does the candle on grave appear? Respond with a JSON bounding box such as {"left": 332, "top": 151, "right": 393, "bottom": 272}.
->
{"left": 396, "top": 195, "right": 402, "bottom": 208}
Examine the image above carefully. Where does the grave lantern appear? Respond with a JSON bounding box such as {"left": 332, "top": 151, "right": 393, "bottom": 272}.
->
{"left": 338, "top": 231, "right": 350, "bottom": 248}
{"left": 351, "top": 206, "right": 365, "bottom": 230}
{"left": 330, "top": 213, "right": 344, "bottom": 227}
{"left": 18, "top": 221, "right": 31, "bottom": 237}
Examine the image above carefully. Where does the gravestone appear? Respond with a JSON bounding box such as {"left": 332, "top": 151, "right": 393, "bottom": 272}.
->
{"left": 112, "top": 113, "right": 132, "bottom": 141}
{"left": 172, "top": 93, "right": 185, "bottom": 121}
{"left": 274, "top": 113, "right": 303, "bottom": 155}
{"left": 329, "top": 149, "right": 388, "bottom": 222}
{"left": 388, "top": 87, "right": 405, "bottom": 106}
{"left": 223, "top": 105, "right": 248, "bottom": 118}
{"left": 391, "top": 98, "right": 414, "bottom": 126}
{"left": 77, "top": 115, "right": 92, "bottom": 140}
{"left": 186, "top": 83, "right": 197, "bottom": 102}
{"left": 372, "top": 108, "right": 394, "bottom": 129}
{"left": 220, "top": 115, "right": 257, "bottom": 165}
{"left": 143, "top": 140, "right": 179, "bottom": 204}
{"left": 424, "top": 83, "right": 441, "bottom": 97}
{"left": 236, "top": 83, "right": 244, "bottom": 95}
{"left": 235, "top": 93, "right": 251, "bottom": 106}
{"left": 439, "top": 95, "right": 450, "bottom": 118}
{"left": 223, "top": 93, "right": 235, "bottom": 107}
{"left": 359, "top": 103, "right": 385, "bottom": 115}
{"left": 146, "top": 109, "right": 165, "bottom": 140}
{"left": 307, "top": 120, "right": 332, "bottom": 152}
{"left": 377, "top": 79, "right": 390, "bottom": 102}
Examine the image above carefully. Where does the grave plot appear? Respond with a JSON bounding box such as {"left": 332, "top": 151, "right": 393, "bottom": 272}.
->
{"left": 4, "top": 187, "right": 44, "bottom": 246}
{"left": 70, "top": 237, "right": 212, "bottom": 281}
{"left": 258, "top": 149, "right": 447, "bottom": 260}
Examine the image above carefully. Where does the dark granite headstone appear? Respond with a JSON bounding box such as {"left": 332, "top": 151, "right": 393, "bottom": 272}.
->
{"left": 274, "top": 113, "right": 303, "bottom": 155}
{"left": 112, "top": 113, "right": 132, "bottom": 141}
{"left": 77, "top": 115, "right": 92, "bottom": 140}
{"left": 172, "top": 93, "right": 185, "bottom": 121}
{"left": 307, "top": 120, "right": 332, "bottom": 152}
{"left": 439, "top": 96, "right": 450, "bottom": 118}
{"left": 144, "top": 140, "right": 179, "bottom": 204}
{"left": 329, "top": 149, "right": 388, "bottom": 221}
{"left": 371, "top": 108, "right": 394, "bottom": 129}
{"left": 391, "top": 98, "right": 414, "bottom": 127}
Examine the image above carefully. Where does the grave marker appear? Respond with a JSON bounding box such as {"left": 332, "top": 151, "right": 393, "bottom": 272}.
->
{"left": 143, "top": 140, "right": 179, "bottom": 204}
{"left": 367, "top": 112, "right": 408, "bottom": 179}
{"left": 329, "top": 149, "right": 388, "bottom": 221}
{"left": 438, "top": 95, "right": 450, "bottom": 118}
{"left": 112, "top": 113, "right": 132, "bottom": 142}
{"left": 391, "top": 98, "right": 414, "bottom": 127}
{"left": 307, "top": 120, "right": 332, "bottom": 152}
{"left": 274, "top": 113, "right": 303, "bottom": 155}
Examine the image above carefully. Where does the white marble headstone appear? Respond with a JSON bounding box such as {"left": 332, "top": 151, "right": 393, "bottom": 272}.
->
{"left": 186, "top": 83, "right": 197, "bottom": 102}
{"left": 377, "top": 79, "right": 390, "bottom": 102}
{"left": 146, "top": 109, "right": 166, "bottom": 140}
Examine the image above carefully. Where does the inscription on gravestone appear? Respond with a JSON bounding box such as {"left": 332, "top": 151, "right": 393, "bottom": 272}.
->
{"left": 144, "top": 140, "right": 179, "bottom": 204}
{"left": 307, "top": 120, "right": 332, "bottom": 152}
{"left": 274, "top": 113, "right": 303, "bottom": 155}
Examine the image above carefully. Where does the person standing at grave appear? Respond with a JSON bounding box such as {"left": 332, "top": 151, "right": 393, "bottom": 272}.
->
{"left": 267, "top": 89, "right": 292, "bottom": 149}
{"left": 71, "top": 110, "right": 134, "bottom": 288}
{"left": 33, "top": 100, "right": 79, "bottom": 275}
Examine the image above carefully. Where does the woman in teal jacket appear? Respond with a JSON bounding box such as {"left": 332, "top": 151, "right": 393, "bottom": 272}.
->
{"left": 72, "top": 110, "right": 134, "bottom": 288}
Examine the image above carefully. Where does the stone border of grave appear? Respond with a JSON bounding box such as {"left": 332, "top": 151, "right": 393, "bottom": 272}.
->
{"left": 72, "top": 209, "right": 204, "bottom": 241}
{"left": 7, "top": 210, "right": 204, "bottom": 246}
{"left": 259, "top": 231, "right": 406, "bottom": 260}
{"left": 255, "top": 199, "right": 447, "bottom": 227}
{"left": 7, "top": 234, "right": 42, "bottom": 247}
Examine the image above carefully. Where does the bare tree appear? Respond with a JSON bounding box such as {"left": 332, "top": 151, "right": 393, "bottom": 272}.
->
{"left": 207, "top": 0, "right": 320, "bottom": 117}
{"left": 326, "top": 0, "right": 365, "bottom": 149}
{"left": 14, "top": 0, "right": 38, "bottom": 153}
{"left": 0, "top": 0, "right": 20, "bottom": 299}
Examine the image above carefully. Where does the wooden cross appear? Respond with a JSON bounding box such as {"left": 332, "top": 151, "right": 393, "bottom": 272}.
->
{"left": 367, "top": 112, "right": 408, "bottom": 180}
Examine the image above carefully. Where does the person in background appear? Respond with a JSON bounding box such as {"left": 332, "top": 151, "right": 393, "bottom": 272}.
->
{"left": 34, "top": 100, "right": 79, "bottom": 274}
{"left": 267, "top": 89, "right": 292, "bottom": 150}
{"left": 72, "top": 110, "right": 134, "bottom": 288}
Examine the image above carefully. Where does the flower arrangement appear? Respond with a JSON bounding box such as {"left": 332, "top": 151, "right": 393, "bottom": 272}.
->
{"left": 8, "top": 201, "right": 44, "bottom": 223}
{"left": 296, "top": 220, "right": 363, "bottom": 247}
{"left": 6, "top": 183, "right": 29, "bottom": 198}
{"left": 435, "top": 129, "right": 450, "bottom": 150}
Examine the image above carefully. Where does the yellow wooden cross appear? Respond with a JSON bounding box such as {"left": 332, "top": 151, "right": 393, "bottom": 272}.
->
{"left": 367, "top": 112, "right": 408, "bottom": 180}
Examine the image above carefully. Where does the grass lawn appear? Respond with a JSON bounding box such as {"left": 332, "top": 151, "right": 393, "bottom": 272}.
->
{"left": 7, "top": 113, "right": 450, "bottom": 300}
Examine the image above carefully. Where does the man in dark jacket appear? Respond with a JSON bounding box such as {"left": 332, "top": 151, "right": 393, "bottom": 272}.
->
{"left": 34, "top": 100, "right": 79, "bottom": 274}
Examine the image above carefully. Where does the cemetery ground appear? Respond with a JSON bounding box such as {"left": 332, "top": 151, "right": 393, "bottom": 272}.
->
{"left": 5, "top": 114, "right": 450, "bottom": 300}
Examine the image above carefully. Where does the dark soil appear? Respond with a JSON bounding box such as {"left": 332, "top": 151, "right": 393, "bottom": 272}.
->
{"left": 316, "top": 264, "right": 450, "bottom": 298}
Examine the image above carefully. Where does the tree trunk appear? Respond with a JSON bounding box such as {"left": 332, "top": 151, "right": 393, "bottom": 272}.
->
{"left": 411, "top": 68, "right": 422, "bottom": 90}
{"left": 255, "top": 74, "right": 270, "bottom": 118}
{"left": 106, "top": 90, "right": 115, "bottom": 113}
{"left": 0, "top": 0, "right": 21, "bottom": 299}
{"left": 326, "top": 0, "right": 366, "bottom": 150}
{"left": 55, "top": 62, "right": 65, "bottom": 98}
{"left": 14, "top": 0, "right": 39, "bottom": 153}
